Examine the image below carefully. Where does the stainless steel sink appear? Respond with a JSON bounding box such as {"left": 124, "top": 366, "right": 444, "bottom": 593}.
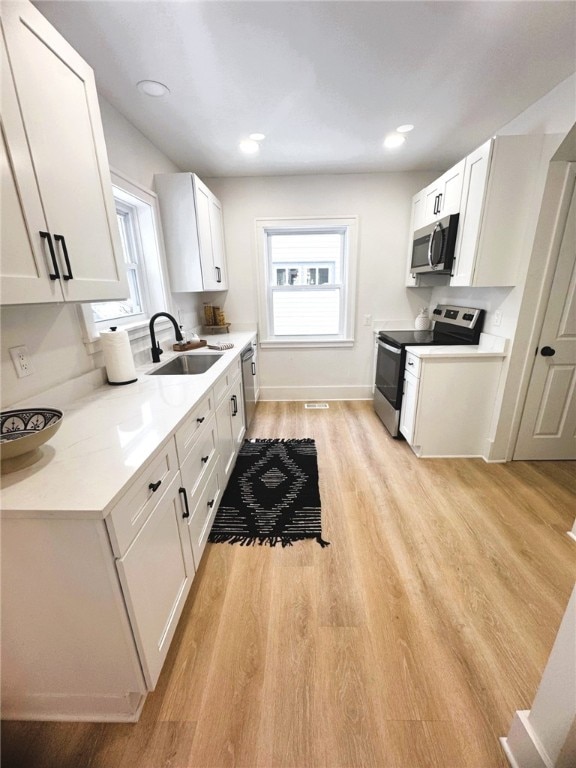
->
{"left": 148, "top": 353, "right": 223, "bottom": 376}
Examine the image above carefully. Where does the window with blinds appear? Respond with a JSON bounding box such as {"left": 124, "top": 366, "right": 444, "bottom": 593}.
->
{"left": 256, "top": 218, "right": 357, "bottom": 345}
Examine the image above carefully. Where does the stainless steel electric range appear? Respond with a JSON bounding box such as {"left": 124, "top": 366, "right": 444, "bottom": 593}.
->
{"left": 373, "top": 304, "right": 485, "bottom": 437}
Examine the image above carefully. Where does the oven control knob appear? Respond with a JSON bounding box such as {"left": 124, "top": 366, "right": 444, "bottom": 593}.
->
{"left": 433, "top": 308, "right": 442, "bottom": 316}
{"left": 462, "top": 313, "right": 473, "bottom": 321}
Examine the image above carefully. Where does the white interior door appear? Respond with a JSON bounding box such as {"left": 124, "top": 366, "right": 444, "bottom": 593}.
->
{"left": 514, "top": 166, "right": 576, "bottom": 460}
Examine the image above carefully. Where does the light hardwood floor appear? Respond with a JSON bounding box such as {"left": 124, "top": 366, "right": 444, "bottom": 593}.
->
{"left": 2, "top": 401, "right": 575, "bottom": 768}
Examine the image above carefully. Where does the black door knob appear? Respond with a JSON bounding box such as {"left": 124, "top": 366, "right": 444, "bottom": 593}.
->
{"left": 540, "top": 346, "right": 556, "bottom": 357}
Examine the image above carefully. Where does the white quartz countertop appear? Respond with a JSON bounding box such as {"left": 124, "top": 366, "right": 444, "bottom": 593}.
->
{"left": 405, "top": 344, "right": 506, "bottom": 359}
{"left": 0, "top": 332, "right": 255, "bottom": 518}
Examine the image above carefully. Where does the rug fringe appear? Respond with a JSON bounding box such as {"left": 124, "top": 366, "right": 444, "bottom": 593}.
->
{"left": 209, "top": 532, "right": 329, "bottom": 548}
{"left": 247, "top": 438, "right": 315, "bottom": 444}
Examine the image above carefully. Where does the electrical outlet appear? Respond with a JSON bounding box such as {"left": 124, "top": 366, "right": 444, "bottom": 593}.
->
{"left": 363, "top": 314, "right": 373, "bottom": 327}
{"left": 493, "top": 310, "right": 503, "bottom": 327}
{"left": 9, "top": 345, "right": 34, "bottom": 378}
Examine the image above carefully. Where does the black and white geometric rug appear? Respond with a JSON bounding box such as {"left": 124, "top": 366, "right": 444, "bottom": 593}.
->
{"left": 208, "top": 439, "right": 329, "bottom": 548}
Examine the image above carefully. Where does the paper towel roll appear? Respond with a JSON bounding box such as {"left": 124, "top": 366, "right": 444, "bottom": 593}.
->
{"left": 100, "top": 328, "right": 137, "bottom": 385}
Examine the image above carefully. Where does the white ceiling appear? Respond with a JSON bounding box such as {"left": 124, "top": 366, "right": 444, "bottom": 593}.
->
{"left": 34, "top": 0, "right": 576, "bottom": 178}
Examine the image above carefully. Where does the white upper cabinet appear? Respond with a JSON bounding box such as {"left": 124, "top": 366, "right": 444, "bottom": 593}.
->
{"left": 406, "top": 134, "right": 545, "bottom": 289}
{"left": 451, "top": 135, "right": 544, "bottom": 287}
{"left": 155, "top": 172, "right": 228, "bottom": 292}
{"left": 405, "top": 190, "right": 425, "bottom": 286}
{"left": 0, "top": 1, "right": 128, "bottom": 305}
{"left": 422, "top": 159, "right": 465, "bottom": 226}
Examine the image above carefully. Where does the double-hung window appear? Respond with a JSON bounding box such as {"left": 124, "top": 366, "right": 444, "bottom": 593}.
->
{"left": 91, "top": 196, "right": 146, "bottom": 325}
{"left": 77, "top": 170, "right": 171, "bottom": 349}
{"left": 257, "top": 217, "right": 357, "bottom": 346}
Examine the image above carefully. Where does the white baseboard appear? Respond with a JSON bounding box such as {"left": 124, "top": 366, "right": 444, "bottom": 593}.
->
{"left": 1, "top": 691, "right": 145, "bottom": 722}
{"left": 567, "top": 531, "right": 576, "bottom": 543}
{"left": 501, "top": 711, "right": 551, "bottom": 768}
{"left": 259, "top": 385, "right": 373, "bottom": 401}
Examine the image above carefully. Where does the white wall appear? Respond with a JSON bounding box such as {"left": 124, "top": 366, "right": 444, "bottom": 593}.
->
{"left": 208, "top": 171, "right": 436, "bottom": 400}
{"left": 0, "top": 97, "right": 187, "bottom": 408}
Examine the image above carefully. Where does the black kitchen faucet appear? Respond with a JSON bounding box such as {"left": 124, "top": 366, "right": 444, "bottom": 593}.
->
{"left": 149, "top": 312, "right": 183, "bottom": 362}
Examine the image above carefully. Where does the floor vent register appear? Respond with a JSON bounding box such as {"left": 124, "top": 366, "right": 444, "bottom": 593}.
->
{"left": 304, "top": 403, "right": 329, "bottom": 409}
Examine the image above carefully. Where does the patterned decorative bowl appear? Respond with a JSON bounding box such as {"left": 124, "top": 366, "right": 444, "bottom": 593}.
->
{"left": 0, "top": 408, "right": 63, "bottom": 472}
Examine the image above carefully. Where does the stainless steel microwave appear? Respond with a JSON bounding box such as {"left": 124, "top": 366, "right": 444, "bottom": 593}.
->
{"left": 410, "top": 213, "right": 459, "bottom": 274}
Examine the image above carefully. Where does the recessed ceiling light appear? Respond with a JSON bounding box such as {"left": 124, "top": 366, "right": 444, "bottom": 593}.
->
{"left": 239, "top": 139, "right": 260, "bottom": 155}
{"left": 396, "top": 124, "right": 414, "bottom": 133}
{"left": 249, "top": 133, "right": 266, "bottom": 141}
{"left": 383, "top": 133, "right": 406, "bottom": 149}
{"left": 137, "top": 80, "right": 170, "bottom": 97}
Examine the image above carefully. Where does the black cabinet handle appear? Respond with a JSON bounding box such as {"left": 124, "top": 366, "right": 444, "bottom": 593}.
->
{"left": 231, "top": 394, "right": 238, "bottom": 416}
{"left": 148, "top": 480, "right": 162, "bottom": 492}
{"left": 40, "top": 231, "right": 60, "bottom": 280}
{"left": 215, "top": 266, "right": 221, "bottom": 283}
{"left": 196, "top": 416, "right": 205, "bottom": 424}
{"left": 207, "top": 499, "right": 215, "bottom": 509}
{"left": 437, "top": 193, "right": 442, "bottom": 214}
{"left": 54, "top": 234, "right": 73, "bottom": 280}
{"left": 179, "top": 487, "right": 190, "bottom": 518}
{"left": 540, "top": 346, "right": 556, "bottom": 357}
{"left": 201, "top": 455, "right": 209, "bottom": 463}
{"left": 251, "top": 362, "right": 256, "bottom": 376}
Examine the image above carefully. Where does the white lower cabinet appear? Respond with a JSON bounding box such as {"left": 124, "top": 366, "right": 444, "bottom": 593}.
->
{"left": 178, "top": 413, "right": 221, "bottom": 566}
{"left": 115, "top": 473, "right": 194, "bottom": 689}
{"left": 0, "top": 343, "right": 253, "bottom": 722}
{"left": 1, "top": 515, "right": 148, "bottom": 722}
{"left": 186, "top": 462, "right": 222, "bottom": 566}
{"left": 399, "top": 369, "right": 419, "bottom": 444}
{"left": 400, "top": 351, "right": 504, "bottom": 458}
{"left": 216, "top": 371, "right": 246, "bottom": 480}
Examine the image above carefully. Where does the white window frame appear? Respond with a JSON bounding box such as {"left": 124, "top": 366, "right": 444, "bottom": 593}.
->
{"left": 77, "top": 169, "right": 173, "bottom": 353}
{"left": 256, "top": 216, "right": 358, "bottom": 348}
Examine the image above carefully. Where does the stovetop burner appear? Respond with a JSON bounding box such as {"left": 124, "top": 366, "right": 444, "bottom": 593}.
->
{"left": 378, "top": 304, "right": 484, "bottom": 348}
{"left": 378, "top": 329, "right": 435, "bottom": 346}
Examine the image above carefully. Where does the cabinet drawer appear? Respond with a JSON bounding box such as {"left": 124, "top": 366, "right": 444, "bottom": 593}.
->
{"left": 179, "top": 415, "right": 218, "bottom": 499}
{"left": 186, "top": 462, "right": 222, "bottom": 568}
{"left": 107, "top": 439, "right": 179, "bottom": 557}
{"left": 405, "top": 352, "right": 421, "bottom": 378}
{"left": 213, "top": 358, "right": 241, "bottom": 404}
{"left": 175, "top": 392, "right": 213, "bottom": 463}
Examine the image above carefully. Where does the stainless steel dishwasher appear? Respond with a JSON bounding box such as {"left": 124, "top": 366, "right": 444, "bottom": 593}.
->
{"left": 241, "top": 344, "right": 256, "bottom": 428}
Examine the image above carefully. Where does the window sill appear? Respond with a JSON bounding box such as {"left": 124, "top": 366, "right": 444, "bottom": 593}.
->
{"left": 79, "top": 309, "right": 173, "bottom": 355}
{"left": 260, "top": 338, "right": 355, "bottom": 349}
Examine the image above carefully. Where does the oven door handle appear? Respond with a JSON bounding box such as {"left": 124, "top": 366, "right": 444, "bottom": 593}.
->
{"left": 377, "top": 339, "right": 401, "bottom": 354}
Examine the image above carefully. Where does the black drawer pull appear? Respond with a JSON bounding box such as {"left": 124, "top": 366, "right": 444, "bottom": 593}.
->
{"left": 196, "top": 416, "right": 205, "bottom": 424}
{"left": 148, "top": 480, "right": 162, "bottom": 492}
{"left": 179, "top": 487, "right": 190, "bottom": 519}
{"left": 40, "top": 231, "right": 60, "bottom": 280}
{"left": 207, "top": 499, "right": 215, "bottom": 508}
{"left": 231, "top": 394, "right": 238, "bottom": 416}
{"left": 215, "top": 266, "right": 221, "bottom": 283}
{"left": 201, "top": 455, "right": 209, "bottom": 463}
{"left": 54, "top": 234, "right": 73, "bottom": 280}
